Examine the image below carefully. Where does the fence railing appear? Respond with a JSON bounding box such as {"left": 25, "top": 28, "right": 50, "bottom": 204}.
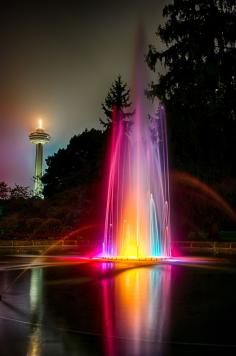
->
{"left": 0, "top": 240, "right": 235, "bottom": 255}
{"left": 0, "top": 239, "right": 89, "bottom": 247}
{"left": 172, "top": 241, "right": 236, "bottom": 254}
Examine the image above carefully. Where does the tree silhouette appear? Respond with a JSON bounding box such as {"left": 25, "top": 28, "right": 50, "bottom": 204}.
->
{"left": 10, "top": 185, "right": 31, "bottom": 200}
{"left": 0, "top": 182, "right": 10, "bottom": 200}
{"left": 42, "top": 129, "right": 105, "bottom": 197}
{"left": 146, "top": 0, "right": 236, "bottom": 179}
{"left": 100, "top": 75, "right": 133, "bottom": 129}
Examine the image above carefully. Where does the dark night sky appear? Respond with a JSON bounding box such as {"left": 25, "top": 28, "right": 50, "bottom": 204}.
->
{"left": 0, "top": 0, "right": 168, "bottom": 187}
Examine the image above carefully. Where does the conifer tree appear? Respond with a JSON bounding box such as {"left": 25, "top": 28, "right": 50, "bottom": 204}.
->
{"left": 100, "top": 75, "right": 133, "bottom": 129}
{"left": 147, "top": 0, "right": 236, "bottom": 178}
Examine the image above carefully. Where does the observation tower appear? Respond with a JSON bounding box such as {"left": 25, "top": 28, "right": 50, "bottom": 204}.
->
{"left": 29, "top": 119, "right": 50, "bottom": 198}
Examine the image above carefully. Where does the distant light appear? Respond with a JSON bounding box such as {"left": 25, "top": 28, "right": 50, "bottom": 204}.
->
{"left": 38, "top": 118, "right": 43, "bottom": 129}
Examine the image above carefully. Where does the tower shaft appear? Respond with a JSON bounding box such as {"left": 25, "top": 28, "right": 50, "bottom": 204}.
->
{"left": 29, "top": 125, "right": 50, "bottom": 199}
{"left": 34, "top": 143, "right": 44, "bottom": 198}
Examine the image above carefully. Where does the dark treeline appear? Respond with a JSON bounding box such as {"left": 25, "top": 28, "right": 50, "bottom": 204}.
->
{"left": 147, "top": 0, "right": 235, "bottom": 180}
{"left": 0, "top": 0, "right": 235, "bottom": 241}
{"left": 146, "top": 0, "right": 236, "bottom": 239}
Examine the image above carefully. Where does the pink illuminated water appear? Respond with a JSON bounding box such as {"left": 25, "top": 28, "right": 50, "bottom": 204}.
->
{"left": 101, "top": 264, "right": 171, "bottom": 356}
{"left": 103, "top": 98, "right": 171, "bottom": 258}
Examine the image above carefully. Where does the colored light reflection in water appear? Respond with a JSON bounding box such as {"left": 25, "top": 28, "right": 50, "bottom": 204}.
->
{"left": 102, "top": 264, "right": 171, "bottom": 356}
{"left": 103, "top": 102, "right": 171, "bottom": 258}
{"left": 28, "top": 268, "right": 43, "bottom": 356}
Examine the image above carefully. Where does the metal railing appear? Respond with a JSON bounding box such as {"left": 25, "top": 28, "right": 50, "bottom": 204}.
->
{"left": 0, "top": 239, "right": 89, "bottom": 247}
{"left": 0, "top": 240, "right": 235, "bottom": 255}
{"left": 172, "top": 241, "right": 236, "bottom": 254}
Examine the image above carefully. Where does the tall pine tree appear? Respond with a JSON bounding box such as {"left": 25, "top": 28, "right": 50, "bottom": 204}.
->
{"left": 100, "top": 75, "right": 133, "bottom": 129}
{"left": 147, "top": 0, "right": 236, "bottom": 179}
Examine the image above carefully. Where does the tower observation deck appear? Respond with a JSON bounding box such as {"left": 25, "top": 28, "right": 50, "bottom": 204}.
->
{"left": 29, "top": 120, "right": 50, "bottom": 198}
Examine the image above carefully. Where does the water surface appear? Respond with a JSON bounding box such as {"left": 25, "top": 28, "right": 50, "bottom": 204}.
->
{"left": 0, "top": 257, "right": 235, "bottom": 355}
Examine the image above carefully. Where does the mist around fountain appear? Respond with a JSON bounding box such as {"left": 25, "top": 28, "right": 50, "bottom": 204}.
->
{"left": 102, "top": 94, "right": 171, "bottom": 259}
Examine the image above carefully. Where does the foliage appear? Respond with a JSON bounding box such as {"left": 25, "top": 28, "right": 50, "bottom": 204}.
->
{"left": 100, "top": 75, "right": 133, "bottom": 129}
{"left": 0, "top": 182, "right": 102, "bottom": 240}
{"left": 0, "top": 182, "right": 31, "bottom": 200}
{"left": 26, "top": 218, "right": 44, "bottom": 234}
{"left": 0, "top": 182, "right": 10, "bottom": 200}
{"left": 146, "top": 0, "right": 236, "bottom": 179}
{"left": 10, "top": 184, "right": 32, "bottom": 200}
{"left": 170, "top": 172, "right": 236, "bottom": 241}
{"left": 42, "top": 129, "right": 105, "bottom": 197}
{"left": 34, "top": 218, "right": 63, "bottom": 235}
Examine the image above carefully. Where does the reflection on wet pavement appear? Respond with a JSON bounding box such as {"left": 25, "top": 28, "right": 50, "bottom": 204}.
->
{"left": 0, "top": 257, "right": 236, "bottom": 355}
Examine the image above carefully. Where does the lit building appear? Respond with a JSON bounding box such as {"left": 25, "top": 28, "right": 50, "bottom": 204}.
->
{"left": 29, "top": 119, "right": 50, "bottom": 198}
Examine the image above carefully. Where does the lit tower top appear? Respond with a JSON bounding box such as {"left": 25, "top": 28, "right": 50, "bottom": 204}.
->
{"left": 29, "top": 118, "right": 51, "bottom": 198}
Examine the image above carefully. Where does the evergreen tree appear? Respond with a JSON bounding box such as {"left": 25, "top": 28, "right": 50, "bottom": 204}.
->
{"left": 146, "top": 0, "right": 236, "bottom": 179}
{"left": 100, "top": 75, "right": 133, "bottom": 129}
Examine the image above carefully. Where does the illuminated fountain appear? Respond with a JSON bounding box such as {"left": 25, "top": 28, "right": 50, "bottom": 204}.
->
{"left": 102, "top": 96, "right": 171, "bottom": 259}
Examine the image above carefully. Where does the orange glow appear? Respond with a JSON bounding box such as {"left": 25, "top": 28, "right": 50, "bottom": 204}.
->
{"left": 38, "top": 118, "right": 43, "bottom": 129}
{"left": 102, "top": 266, "right": 171, "bottom": 354}
{"left": 117, "top": 268, "right": 149, "bottom": 347}
{"left": 117, "top": 192, "right": 150, "bottom": 258}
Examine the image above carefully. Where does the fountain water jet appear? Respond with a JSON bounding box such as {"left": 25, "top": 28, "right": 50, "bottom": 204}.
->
{"left": 102, "top": 97, "right": 171, "bottom": 259}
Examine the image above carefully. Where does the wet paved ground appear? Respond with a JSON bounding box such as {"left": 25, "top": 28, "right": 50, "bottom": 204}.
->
{"left": 0, "top": 255, "right": 236, "bottom": 356}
